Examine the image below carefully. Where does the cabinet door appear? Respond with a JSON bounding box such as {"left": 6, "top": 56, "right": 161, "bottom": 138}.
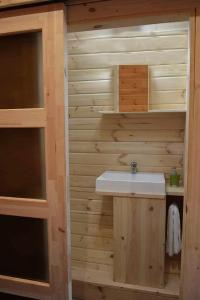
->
{"left": 114, "top": 196, "right": 166, "bottom": 288}
{"left": 0, "top": 4, "right": 69, "bottom": 300}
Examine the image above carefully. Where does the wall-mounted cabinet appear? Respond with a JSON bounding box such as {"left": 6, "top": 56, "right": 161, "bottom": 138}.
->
{"left": 114, "top": 65, "right": 149, "bottom": 113}
{"left": 100, "top": 63, "right": 187, "bottom": 114}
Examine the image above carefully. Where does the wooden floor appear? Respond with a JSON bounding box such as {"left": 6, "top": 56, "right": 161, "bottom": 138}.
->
{"left": 72, "top": 267, "right": 180, "bottom": 299}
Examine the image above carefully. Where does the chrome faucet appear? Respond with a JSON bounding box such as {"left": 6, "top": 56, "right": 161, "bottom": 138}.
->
{"left": 131, "top": 161, "right": 137, "bottom": 173}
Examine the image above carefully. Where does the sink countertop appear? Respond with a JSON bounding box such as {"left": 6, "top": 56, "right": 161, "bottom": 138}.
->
{"left": 96, "top": 171, "right": 166, "bottom": 198}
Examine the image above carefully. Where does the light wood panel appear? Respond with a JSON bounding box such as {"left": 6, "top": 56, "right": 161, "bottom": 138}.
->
{"left": 0, "top": 109, "right": 46, "bottom": 127}
{"left": 181, "top": 10, "right": 200, "bottom": 300}
{"left": 43, "top": 7, "right": 70, "bottom": 300}
{"left": 68, "top": 23, "right": 188, "bottom": 111}
{"left": 69, "top": 129, "right": 184, "bottom": 142}
{"left": 68, "top": 35, "right": 188, "bottom": 54}
{"left": 72, "top": 270, "right": 179, "bottom": 300}
{"left": 113, "top": 196, "right": 166, "bottom": 288}
{"left": 67, "top": 22, "right": 188, "bottom": 40}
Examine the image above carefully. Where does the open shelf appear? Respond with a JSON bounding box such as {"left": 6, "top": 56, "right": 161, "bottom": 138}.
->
{"left": 72, "top": 266, "right": 179, "bottom": 298}
{"left": 166, "top": 185, "right": 184, "bottom": 197}
{"left": 165, "top": 193, "right": 184, "bottom": 279}
{"left": 0, "top": 128, "right": 46, "bottom": 199}
{"left": 0, "top": 31, "right": 43, "bottom": 109}
{"left": 0, "top": 215, "right": 49, "bottom": 282}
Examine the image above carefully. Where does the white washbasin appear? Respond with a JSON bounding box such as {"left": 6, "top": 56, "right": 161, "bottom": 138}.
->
{"left": 96, "top": 171, "right": 165, "bottom": 196}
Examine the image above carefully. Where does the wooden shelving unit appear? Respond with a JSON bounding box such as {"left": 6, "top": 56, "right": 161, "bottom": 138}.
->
{"left": 166, "top": 185, "right": 184, "bottom": 197}
{"left": 99, "top": 109, "right": 187, "bottom": 115}
{"left": 0, "top": 5, "right": 69, "bottom": 300}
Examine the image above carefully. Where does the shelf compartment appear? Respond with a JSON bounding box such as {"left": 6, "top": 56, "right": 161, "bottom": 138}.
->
{"left": 0, "top": 292, "right": 37, "bottom": 300}
{"left": 0, "top": 128, "right": 46, "bottom": 199}
{"left": 166, "top": 184, "right": 184, "bottom": 196}
{"left": 0, "top": 32, "right": 43, "bottom": 109}
{"left": 0, "top": 215, "right": 49, "bottom": 282}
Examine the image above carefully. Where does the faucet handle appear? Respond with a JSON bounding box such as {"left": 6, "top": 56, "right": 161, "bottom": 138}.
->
{"left": 131, "top": 161, "right": 137, "bottom": 173}
{"left": 131, "top": 161, "right": 137, "bottom": 167}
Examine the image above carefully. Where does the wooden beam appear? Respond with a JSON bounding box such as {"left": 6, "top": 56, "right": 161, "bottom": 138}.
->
{"left": 67, "top": 0, "right": 198, "bottom": 31}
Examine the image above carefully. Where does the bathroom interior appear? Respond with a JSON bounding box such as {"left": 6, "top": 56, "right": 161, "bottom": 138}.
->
{"left": 0, "top": 2, "right": 193, "bottom": 299}
{"left": 68, "top": 15, "right": 189, "bottom": 299}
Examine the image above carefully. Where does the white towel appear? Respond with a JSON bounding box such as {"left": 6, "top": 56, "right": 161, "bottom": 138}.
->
{"left": 166, "top": 204, "right": 182, "bottom": 257}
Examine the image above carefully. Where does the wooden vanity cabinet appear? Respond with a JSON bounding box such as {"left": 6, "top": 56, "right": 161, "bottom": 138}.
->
{"left": 113, "top": 196, "right": 166, "bottom": 288}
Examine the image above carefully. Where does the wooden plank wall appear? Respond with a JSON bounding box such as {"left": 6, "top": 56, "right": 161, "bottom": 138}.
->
{"left": 67, "top": 21, "right": 188, "bottom": 276}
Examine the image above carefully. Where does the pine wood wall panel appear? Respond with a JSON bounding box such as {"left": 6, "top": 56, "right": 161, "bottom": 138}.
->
{"left": 68, "top": 22, "right": 188, "bottom": 111}
{"left": 68, "top": 21, "right": 187, "bottom": 281}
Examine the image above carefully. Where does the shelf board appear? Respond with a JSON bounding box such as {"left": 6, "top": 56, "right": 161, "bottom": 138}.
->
{"left": 166, "top": 184, "right": 184, "bottom": 196}
{"left": 100, "top": 109, "right": 186, "bottom": 114}
{"left": 0, "top": 108, "right": 46, "bottom": 127}
{"left": 72, "top": 266, "right": 180, "bottom": 298}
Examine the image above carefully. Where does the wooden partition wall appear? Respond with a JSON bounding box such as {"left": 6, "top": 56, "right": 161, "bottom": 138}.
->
{"left": 0, "top": 4, "right": 69, "bottom": 300}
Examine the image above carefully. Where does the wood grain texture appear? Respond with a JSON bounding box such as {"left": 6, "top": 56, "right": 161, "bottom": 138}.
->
{"left": 181, "top": 11, "right": 200, "bottom": 300}
{"left": 118, "top": 65, "right": 149, "bottom": 112}
{"left": 43, "top": 7, "right": 70, "bottom": 300}
{"left": 72, "top": 274, "right": 179, "bottom": 300}
{"left": 113, "top": 196, "right": 166, "bottom": 288}
{"left": 67, "top": 0, "right": 198, "bottom": 31}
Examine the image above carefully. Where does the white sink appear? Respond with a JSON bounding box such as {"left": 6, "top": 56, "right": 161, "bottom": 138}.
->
{"left": 96, "top": 171, "right": 165, "bottom": 196}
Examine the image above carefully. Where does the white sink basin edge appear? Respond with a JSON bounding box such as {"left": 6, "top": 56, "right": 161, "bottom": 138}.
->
{"left": 96, "top": 171, "right": 166, "bottom": 196}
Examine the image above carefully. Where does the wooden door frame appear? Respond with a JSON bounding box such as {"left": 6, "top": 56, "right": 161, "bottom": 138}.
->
{"left": 0, "top": 4, "right": 70, "bottom": 300}
{"left": 181, "top": 8, "right": 200, "bottom": 300}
